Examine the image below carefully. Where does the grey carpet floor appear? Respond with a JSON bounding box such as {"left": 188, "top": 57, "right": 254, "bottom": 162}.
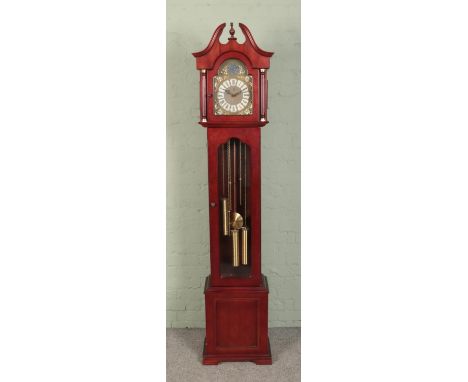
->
{"left": 166, "top": 327, "right": 300, "bottom": 382}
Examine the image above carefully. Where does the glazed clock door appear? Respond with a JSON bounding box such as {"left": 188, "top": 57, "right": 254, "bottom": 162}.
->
{"left": 218, "top": 138, "right": 251, "bottom": 277}
{"left": 207, "top": 128, "right": 261, "bottom": 287}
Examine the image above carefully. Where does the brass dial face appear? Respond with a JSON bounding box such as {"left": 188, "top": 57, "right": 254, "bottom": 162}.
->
{"left": 213, "top": 59, "right": 253, "bottom": 116}
{"left": 217, "top": 78, "right": 251, "bottom": 113}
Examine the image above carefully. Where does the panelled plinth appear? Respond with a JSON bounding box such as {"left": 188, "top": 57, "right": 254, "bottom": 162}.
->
{"left": 202, "top": 275, "right": 272, "bottom": 365}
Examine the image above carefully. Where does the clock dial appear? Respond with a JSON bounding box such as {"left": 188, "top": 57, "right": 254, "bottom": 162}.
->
{"left": 217, "top": 78, "right": 250, "bottom": 113}
{"left": 213, "top": 59, "right": 253, "bottom": 116}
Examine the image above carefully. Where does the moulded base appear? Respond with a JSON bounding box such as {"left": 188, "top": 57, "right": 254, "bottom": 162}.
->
{"left": 202, "top": 275, "right": 272, "bottom": 365}
{"left": 202, "top": 338, "right": 272, "bottom": 365}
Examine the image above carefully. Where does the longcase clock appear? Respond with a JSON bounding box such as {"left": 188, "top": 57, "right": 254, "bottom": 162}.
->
{"left": 193, "top": 22, "right": 273, "bottom": 365}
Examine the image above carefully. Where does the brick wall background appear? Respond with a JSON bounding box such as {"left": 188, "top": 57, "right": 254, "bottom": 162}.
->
{"left": 167, "top": 0, "right": 300, "bottom": 328}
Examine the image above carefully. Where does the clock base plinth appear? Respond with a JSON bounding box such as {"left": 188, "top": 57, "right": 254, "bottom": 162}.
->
{"left": 202, "top": 338, "right": 272, "bottom": 365}
{"left": 202, "top": 275, "right": 272, "bottom": 365}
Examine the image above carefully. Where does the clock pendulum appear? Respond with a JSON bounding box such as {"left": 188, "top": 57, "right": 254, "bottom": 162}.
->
{"left": 193, "top": 22, "right": 273, "bottom": 365}
{"left": 220, "top": 139, "right": 249, "bottom": 268}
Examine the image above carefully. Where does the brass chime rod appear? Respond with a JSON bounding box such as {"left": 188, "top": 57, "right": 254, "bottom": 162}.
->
{"left": 241, "top": 142, "right": 248, "bottom": 265}
{"left": 222, "top": 142, "right": 225, "bottom": 196}
{"left": 244, "top": 143, "right": 247, "bottom": 221}
{"left": 227, "top": 140, "right": 231, "bottom": 210}
{"left": 221, "top": 143, "right": 229, "bottom": 236}
{"left": 239, "top": 141, "right": 242, "bottom": 206}
{"left": 232, "top": 140, "right": 237, "bottom": 211}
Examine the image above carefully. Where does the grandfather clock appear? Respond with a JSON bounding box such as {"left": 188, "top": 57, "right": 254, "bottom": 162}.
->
{"left": 193, "top": 22, "right": 273, "bottom": 365}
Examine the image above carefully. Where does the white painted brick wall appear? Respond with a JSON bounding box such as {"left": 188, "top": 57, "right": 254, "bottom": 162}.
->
{"left": 167, "top": 0, "right": 300, "bottom": 328}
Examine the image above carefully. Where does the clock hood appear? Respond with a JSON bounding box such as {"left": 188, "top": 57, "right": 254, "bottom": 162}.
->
{"left": 192, "top": 23, "right": 273, "bottom": 71}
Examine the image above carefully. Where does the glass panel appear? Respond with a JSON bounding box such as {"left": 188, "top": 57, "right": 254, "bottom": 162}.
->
{"left": 218, "top": 138, "right": 251, "bottom": 278}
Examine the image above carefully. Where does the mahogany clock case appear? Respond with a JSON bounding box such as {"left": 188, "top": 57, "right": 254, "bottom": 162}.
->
{"left": 193, "top": 22, "right": 274, "bottom": 365}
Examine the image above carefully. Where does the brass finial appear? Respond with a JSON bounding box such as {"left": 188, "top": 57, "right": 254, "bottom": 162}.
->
{"left": 228, "top": 22, "right": 236, "bottom": 40}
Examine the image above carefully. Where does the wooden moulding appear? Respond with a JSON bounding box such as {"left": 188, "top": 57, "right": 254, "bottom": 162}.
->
{"left": 192, "top": 23, "right": 273, "bottom": 70}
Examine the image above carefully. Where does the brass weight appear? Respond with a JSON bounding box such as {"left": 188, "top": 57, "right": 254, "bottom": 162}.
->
{"left": 241, "top": 227, "right": 248, "bottom": 265}
{"left": 231, "top": 229, "right": 240, "bottom": 267}
{"left": 221, "top": 197, "right": 229, "bottom": 236}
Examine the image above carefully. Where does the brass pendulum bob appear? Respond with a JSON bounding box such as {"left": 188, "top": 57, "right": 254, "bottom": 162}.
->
{"left": 231, "top": 229, "right": 240, "bottom": 267}
{"left": 230, "top": 211, "right": 243, "bottom": 230}
{"left": 241, "top": 227, "right": 248, "bottom": 265}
